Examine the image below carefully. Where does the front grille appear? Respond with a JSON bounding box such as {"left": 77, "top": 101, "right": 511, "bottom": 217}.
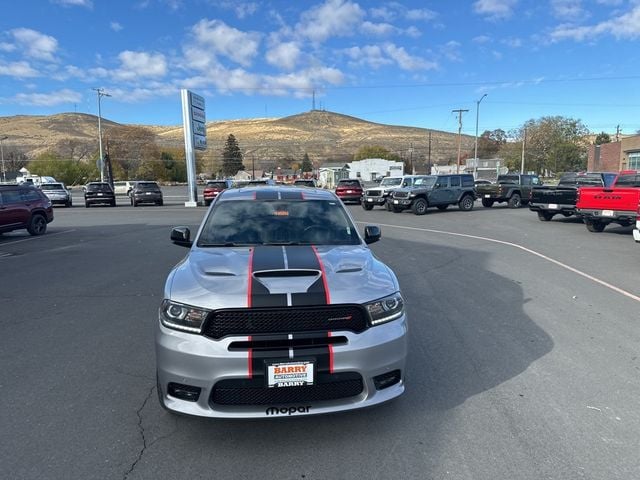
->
{"left": 210, "top": 372, "right": 364, "bottom": 405}
{"left": 393, "top": 191, "right": 409, "bottom": 199}
{"left": 366, "top": 190, "right": 382, "bottom": 197}
{"left": 202, "top": 305, "right": 368, "bottom": 339}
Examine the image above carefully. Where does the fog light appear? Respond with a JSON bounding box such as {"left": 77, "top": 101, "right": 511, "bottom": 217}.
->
{"left": 373, "top": 370, "right": 401, "bottom": 390}
{"left": 167, "top": 382, "right": 201, "bottom": 402}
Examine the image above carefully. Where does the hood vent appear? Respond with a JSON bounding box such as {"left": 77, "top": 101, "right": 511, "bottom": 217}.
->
{"left": 254, "top": 269, "right": 319, "bottom": 278}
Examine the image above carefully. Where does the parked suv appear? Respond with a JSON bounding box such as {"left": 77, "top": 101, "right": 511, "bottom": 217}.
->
{"left": 335, "top": 179, "right": 364, "bottom": 203}
{"left": 203, "top": 179, "right": 233, "bottom": 206}
{"left": 113, "top": 180, "right": 137, "bottom": 196}
{"left": 130, "top": 181, "right": 163, "bottom": 207}
{"left": 157, "top": 186, "right": 407, "bottom": 418}
{"left": 84, "top": 182, "right": 116, "bottom": 207}
{"left": 0, "top": 184, "right": 54, "bottom": 236}
{"left": 40, "top": 182, "right": 73, "bottom": 207}
{"left": 362, "top": 175, "right": 419, "bottom": 210}
{"left": 390, "top": 174, "right": 476, "bottom": 215}
{"left": 476, "top": 174, "right": 542, "bottom": 208}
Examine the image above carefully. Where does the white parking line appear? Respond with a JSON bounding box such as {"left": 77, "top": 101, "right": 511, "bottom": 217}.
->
{"left": 0, "top": 229, "right": 76, "bottom": 247}
{"left": 364, "top": 222, "right": 640, "bottom": 304}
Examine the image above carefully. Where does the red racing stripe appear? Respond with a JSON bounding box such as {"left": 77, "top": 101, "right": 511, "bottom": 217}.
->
{"left": 311, "top": 245, "right": 331, "bottom": 304}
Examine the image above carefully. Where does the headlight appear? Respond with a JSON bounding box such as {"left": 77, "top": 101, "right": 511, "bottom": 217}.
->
{"left": 159, "top": 300, "right": 210, "bottom": 333}
{"left": 365, "top": 292, "right": 404, "bottom": 326}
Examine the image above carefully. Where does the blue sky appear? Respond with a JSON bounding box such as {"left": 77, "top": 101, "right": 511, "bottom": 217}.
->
{"left": 1, "top": 0, "right": 639, "bottom": 137}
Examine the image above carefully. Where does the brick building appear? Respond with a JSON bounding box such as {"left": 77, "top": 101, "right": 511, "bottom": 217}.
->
{"left": 588, "top": 141, "right": 621, "bottom": 172}
{"left": 620, "top": 135, "right": 640, "bottom": 170}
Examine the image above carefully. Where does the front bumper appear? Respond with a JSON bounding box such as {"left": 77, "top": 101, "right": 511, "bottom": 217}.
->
{"left": 391, "top": 198, "right": 412, "bottom": 207}
{"left": 85, "top": 196, "right": 114, "bottom": 205}
{"left": 633, "top": 220, "right": 640, "bottom": 243}
{"left": 363, "top": 195, "right": 387, "bottom": 205}
{"left": 156, "top": 314, "right": 408, "bottom": 418}
{"left": 133, "top": 194, "right": 162, "bottom": 204}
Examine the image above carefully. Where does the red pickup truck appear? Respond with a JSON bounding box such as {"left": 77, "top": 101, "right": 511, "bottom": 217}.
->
{"left": 576, "top": 171, "right": 640, "bottom": 232}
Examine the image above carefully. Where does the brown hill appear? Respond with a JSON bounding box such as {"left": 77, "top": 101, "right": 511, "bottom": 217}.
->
{"left": 0, "top": 110, "right": 474, "bottom": 169}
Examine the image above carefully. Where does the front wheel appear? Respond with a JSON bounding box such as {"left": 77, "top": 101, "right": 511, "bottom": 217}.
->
{"left": 27, "top": 214, "right": 47, "bottom": 236}
{"left": 458, "top": 195, "right": 474, "bottom": 211}
{"left": 585, "top": 220, "right": 606, "bottom": 232}
{"left": 537, "top": 211, "right": 553, "bottom": 222}
{"left": 412, "top": 198, "right": 428, "bottom": 215}
{"left": 508, "top": 194, "right": 522, "bottom": 209}
{"left": 481, "top": 198, "right": 494, "bottom": 208}
{"left": 362, "top": 202, "right": 373, "bottom": 211}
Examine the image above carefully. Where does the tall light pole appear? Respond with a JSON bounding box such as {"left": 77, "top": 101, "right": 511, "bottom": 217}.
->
{"left": 93, "top": 88, "right": 111, "bottom": 182}
{"left": 474, "top": 93, "right": 487, "bottom": 179}
{"left": 0, "top": 135, "right": 7, "bottom": 184}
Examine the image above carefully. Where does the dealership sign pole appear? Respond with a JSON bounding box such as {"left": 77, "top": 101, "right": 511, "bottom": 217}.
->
{"left": 181, "top": 89, "right": 207, "bottom": 207}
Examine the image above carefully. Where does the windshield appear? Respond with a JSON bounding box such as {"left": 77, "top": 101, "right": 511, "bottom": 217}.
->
{"left": 87, "top": 183, "right": 112, "bottom": 192}
{"left": 206, "top": 182, "right": 228, "bottom": 189}
{"left": 380, "top": 177, "right": 402, "bottom": 187}
{"left": 136, "top": 182, "right": 159, "bottom": 190}
{"left": 198, "top": 200, "right": 361, "bottom": 246}
{"left": 42, "top": 183, "right": 64, "bottom": 190}
{"left": 559, "top": 173, "right": 604, "bottom": 186}
{"left": 615, "top": 174, "right": 640, "bottom": 187}
{"left": 337, "top": 180, "right": 360, "bottom": 187}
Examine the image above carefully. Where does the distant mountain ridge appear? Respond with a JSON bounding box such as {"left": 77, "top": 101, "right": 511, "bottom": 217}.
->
{"left": 0, "top": 110, "right": 474, "bottom": 166}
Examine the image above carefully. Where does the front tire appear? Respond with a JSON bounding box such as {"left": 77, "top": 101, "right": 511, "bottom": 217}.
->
{"left": 458, "top": 195, "right": 474, "bottom": 211}
{"left": 412, "top": 198, "right": 428, "bottom": 215}
{"left": 508, "top": 194, "right": 522, "bottom": 209}
{"left": 27, "top": 214, "right": 47, "bottom": 236}
{"left": 585, "top": 220, "right": 606, "bottom": 232}
{"left": 481, "top": 198, "right": 494, "bottom": 208}
{"left": 537, "top": 211, "right": 553, "bottom": 221}
{"left": 362, "top": 202, "right": 373, "bottom": 210}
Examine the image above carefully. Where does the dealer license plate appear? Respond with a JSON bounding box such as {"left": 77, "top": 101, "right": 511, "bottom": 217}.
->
{"left": 484, "top": 194, "right": 490, "bottom": 198}
{"left": 393, "top": 199, "right": 399, "bottom": 204}
{"left": 548, "top": 203, "right": 558, "bottom": 210}
{"left": 602, "top": 210, "right": 614, "bottom": 217}
{"left": 367, "top": 198, "right": 373, "bottom": 202}
{"left": 97, "top": 193, "right": 103, "bottom": 196}
{"left": 267, "top": 361, "right": 314, "bottom": 388}
{"left": 346, "top": 190, "right": 353, "bottom": 193}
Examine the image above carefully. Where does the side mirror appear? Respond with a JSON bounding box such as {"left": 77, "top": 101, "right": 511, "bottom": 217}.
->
{"left": 171, "top": 226, "right": 193, "bottom": 247}
{"left": 364, "top": 225, "right": 381, "bottom": 244}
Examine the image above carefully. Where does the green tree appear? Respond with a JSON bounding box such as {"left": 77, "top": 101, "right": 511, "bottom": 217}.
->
{"left": 103, "top": 125, "right": 159, "bottom": 179}
{"left": 354, "top": 145, "right": 401, "bottom": 161}
{"left": 301, "top": 153, "right": 313, "bottom": 172}
{"left": 594, "top": 132, "right": 611, "bottom": 145}
{"left": 28, "top": 151, "right": 99, "bottom": 185}
{"left": 222, "top": 134, "right": 245, "bottom": 176}
{"left": 477, "top": 129, "right": 507, "bottom": 158}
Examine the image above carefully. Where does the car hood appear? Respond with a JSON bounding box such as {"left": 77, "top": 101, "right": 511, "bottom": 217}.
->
{"left": 166, "top": 245, "right": 398, "bottom": 309}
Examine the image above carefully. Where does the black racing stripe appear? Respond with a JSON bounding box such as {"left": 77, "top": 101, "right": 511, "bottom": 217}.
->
{"left": 285, "top": 246, "right": 328, "bottom": 306}
{"left": 251, "top": 246, "right": 287, "bottom": 307}
{"left": 255, "top": 190, "right": 279, "bottom": 200}
{"left": 280, "top": 190, "right": 304, "bottom": 200}
{"left": 251, "top": 339, "right": 290, "bottom": 380}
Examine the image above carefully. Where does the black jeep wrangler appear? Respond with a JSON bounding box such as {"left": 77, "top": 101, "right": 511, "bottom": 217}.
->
{"left": 389, "top": 174, "right": 476, "bottom": 215}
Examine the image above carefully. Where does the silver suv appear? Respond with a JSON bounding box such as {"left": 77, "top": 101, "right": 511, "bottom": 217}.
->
{"left": 156, "top": 186, "right": 407, "bottom": 418}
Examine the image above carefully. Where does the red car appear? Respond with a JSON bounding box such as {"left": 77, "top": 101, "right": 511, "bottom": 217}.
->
{"left": 203, "top": 180, "right": 233, "bottom": 206}
{"left": 0, "top": 184, "right": 54, "bottom": 235}
{"left": 335, "top": 179, "right": 364, "bottom": 204}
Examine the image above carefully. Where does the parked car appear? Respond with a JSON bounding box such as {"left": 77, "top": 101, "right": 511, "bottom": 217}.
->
{"left": 476, "top": 174, "right": 542, "bottom": 208}
{"left": 390, "top": 174, "right": 476, "bottom": 214}
{"left": 529, "top": 172, "right": 617, "bottom": 221}
{"left": 84, "top": 182, "right": 116, "bottom": 207}
{"left": 113, "top": 180, "right": 137, "bottom": 196}
{"left": 130, "top": 181, "right": 163, "bottom": 207}
{"left": 576, "top": 171, "right": 640, "bottom": 232}
{"left": 362, "top": 175, "right": 420, "bottom": 210}
{"left": 293, "top": 179, "right": 317, "bottom": 187}
{"left": 157, "top": 185, "right": 406, "bottom": 418}
{"left": 203, "top": 179, "right": 233, "bottom": 206}
{"left": 335, "top": 179, "right": 364, "bottom": 203}
{"left": 40, "top": 182, "right": 73, "bottom": 207}
{"left": 0, "top": 184, "right": 54, "bottom": 236}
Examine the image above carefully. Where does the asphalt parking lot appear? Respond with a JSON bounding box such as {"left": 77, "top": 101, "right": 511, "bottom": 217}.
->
{"left": 1, "top": 188, "right": 639, "bottom": 480}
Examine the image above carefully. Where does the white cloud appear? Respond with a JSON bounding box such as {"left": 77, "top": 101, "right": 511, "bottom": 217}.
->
{"left": 344, "top": 43, "right": 437, "bottom": 71}
{"left": 473, "top": 0, "right": 517, "bottom": 19}
{"left": 405, "top": 26, "right": 422, "bottom": 38}
{"left": 12, "top": 88, "right": 82, "bottom": 106}
{"left": 370, "top": 6, "right": 395, "bottom": 21}
{"left": 51, "top": 0, "right": 93, "bottom": 7}
{"left": 265, "top": 42, "right": 301, "bottom": 70}
{"left": 343, "top": 45, "right": 393, "bottom": 69}
{"left": 0, "top": 42, "right": 16, "bottom": 52}
{"left": 10, "top": 28, "right": 59, "bottom": 62}
{"left": 551, "top": 0, "right": 587, "bottom": 20}
{"left": 297, "top": 0, "right": 364, "bottom": 42}
{"left": 110, "top": 22, "right": 123, "bottom": 32}
{"left": 361, "top": 21, "right": 396, "bottom": 36}
{"left": 229, "top": 1, "right": 258, "bottom": 19}
{"left": 473, "top": 35, "right": 492, "bottom": 43}
{"left": 405, "top": 8, "right": 438, "bottom": 21}
{"left": 190, "top": 19, "right": 261, "bottom": 67}
{"left": 0, "top": 61, "right": 40, "bottom": 78}
{"left": 384, "top": 44, "right": 437, "bottom": 71}
{"left": 441, "top": 41, "right": 462, "bottom": 62}
{"left": 551, "top": 5, "right": 640, "bottom": 41}
{"left": 116, "top": 51, "right": 168, "bottom": 79}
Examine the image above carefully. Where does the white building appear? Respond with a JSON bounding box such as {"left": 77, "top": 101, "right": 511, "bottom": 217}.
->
{"left": 346, "top": 158, "right": 404, "bottom": 181}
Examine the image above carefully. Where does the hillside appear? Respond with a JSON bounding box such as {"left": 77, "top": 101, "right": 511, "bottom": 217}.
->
{"left": 0, "top": 110, "right": 474, "bottom": 167}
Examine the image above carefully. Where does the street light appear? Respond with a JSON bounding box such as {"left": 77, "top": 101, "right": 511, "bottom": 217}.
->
{"left": 474, "top": 93, "right": 488, "bottom": 179}
{"left": 0, "top": 135, "right": 7, "bottom": 184}
{"left": 93, "top": 88, "right": 111, "bottom": 182}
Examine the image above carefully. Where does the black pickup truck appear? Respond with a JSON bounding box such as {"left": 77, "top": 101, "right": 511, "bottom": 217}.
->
{"left": 529, "top": 172, "right": 617, "bottom": 221}
{"left": 476, "top": 174, "right": 542, "bottom": 208}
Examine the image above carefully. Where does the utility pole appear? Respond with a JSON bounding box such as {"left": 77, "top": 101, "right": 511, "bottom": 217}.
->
{"left": 474, "top": 94, "right": 487, "bottom": 179}
{"left": 520, "top": 127, "right": 527, "bottom": 174}
{"left": 615, "top": 124, "right": 621, "bottom": 142}
{"left": 427, "top": 130, "right": 432, "bottom": 174}
{"left": 93, "top": 88, "right": 111, "bottom": 182}
{"left": 409, "top": 142, "right": 414, "bottom": 174}
{"left": 0, "top": 135, "right": 7, "bottom": 183}
{"left": 312, "top": 89, "right": 316, "bottom": 111}
{"left": 452, "top": 109, "right": 469, "bottom": 174}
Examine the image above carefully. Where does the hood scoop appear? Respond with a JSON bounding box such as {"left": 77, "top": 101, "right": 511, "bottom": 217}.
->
{"left": 253, "top": 269, "right": 321, "bottom": 294}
